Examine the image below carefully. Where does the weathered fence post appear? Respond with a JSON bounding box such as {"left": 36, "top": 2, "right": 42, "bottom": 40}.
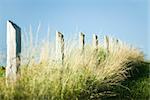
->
{"left": 6, "top": 20, "right": 21, "bottom": 82}
{"left": 79, "top": 32, "right": 85, "bottom": 52}
{"left": 56, "top": 31, "right": 64, "bottom": 63}
{"left": 92, "top": 34, "right": 98, "bottom": 51}
{"left": 92, "top": 34, "right": 99, "bottom": 66}
{"left": 104, "top": 35, "right": 109, "bottom": 53}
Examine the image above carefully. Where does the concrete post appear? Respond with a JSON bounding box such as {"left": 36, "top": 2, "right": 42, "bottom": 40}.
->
{"left": 104, "top": 35, "right": 109, "bottom": 53}
{"left": 6, "top": 20, "right": 21, "bottom": 82}
{"left": 56, "top": 31, "right": 64, "bottom": 63}
{"left": 79, "top": 32, "right": 85, "bottom": 52}
{"left": 92, "top": 34, "right": 98, "bottom": 51}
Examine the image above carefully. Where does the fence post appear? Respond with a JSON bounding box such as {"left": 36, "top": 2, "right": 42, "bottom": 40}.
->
{"left": 104, "top": 35, "right": 109, "bottom": 53}
{"left": 92, "top": 34, "right": 98, "bottom": 51}
{"left": 6, "top": 20, "right": 21, "bottom": 82}
{"left": 79, "top": 32, "right": 85, "bottom": 52}
{"left": 56, "top": 31, "right": 64, "bottom": 63}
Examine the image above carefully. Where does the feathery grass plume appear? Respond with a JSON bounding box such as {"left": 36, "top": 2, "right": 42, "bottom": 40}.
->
{"left": 0, "top": 31, "right": 145, "bottom": 99}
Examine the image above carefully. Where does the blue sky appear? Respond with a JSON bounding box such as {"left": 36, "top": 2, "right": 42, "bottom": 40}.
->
{"left": 0, "top": 0, "right": 149, "bottom": 64}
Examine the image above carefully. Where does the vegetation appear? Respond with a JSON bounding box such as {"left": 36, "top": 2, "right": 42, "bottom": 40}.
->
{"left": 0, "top": 66, "right": 5, "bottom": 77}
{"left": 0, "top": 37, "right": 149, "bottom": 100}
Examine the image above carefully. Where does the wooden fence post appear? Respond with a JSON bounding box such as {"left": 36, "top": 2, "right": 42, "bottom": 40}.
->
{"left": 92, "top": 34, "right": 98, "bottom": 51}
{"left": 6, "top": 20, "right": 21, "bottom": 82}
{"left": 79, "top": 32, "right": 85, "bottom": 52}
{"left": 104, "top": 35, "right": 109, "bottom": 53}
{"left": 56, "top": 31, "right": 64, "bottom": 63}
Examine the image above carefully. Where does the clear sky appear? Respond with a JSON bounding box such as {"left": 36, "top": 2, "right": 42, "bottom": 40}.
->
{"left": 0, "top": 0, "right": 149, "bottom": 65}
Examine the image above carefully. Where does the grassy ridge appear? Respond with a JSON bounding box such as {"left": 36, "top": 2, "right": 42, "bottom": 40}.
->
{"left": 0, "top": 37, "right": 149, "bottom": 100}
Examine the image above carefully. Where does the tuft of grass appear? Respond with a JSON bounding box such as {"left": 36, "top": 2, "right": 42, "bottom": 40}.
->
{"left": 0, "top": 35, "right": 149, "bottom": 100}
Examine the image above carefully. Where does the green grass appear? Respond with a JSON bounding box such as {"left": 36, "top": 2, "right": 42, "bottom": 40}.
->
{"left": 0, "top": 37, "right": 149, "bottom": 100}
{"left": 122, "top": 61, "right": 150, "bottom": 99}
{"left": 0, "top": 66, "right": 5, "bottom": 77}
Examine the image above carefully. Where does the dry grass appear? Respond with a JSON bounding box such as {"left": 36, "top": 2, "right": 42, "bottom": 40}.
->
{"left": 0, "top": 33, "right": 145, "bottom": 99}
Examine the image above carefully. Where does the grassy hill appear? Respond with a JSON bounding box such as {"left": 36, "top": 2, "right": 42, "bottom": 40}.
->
{"left": 0, "top": 38, "right": 149, "bottom": 100}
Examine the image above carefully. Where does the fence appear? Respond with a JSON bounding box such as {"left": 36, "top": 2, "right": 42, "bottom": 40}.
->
{"left": 6, "top": 20, "right": 112, "bottom": 82}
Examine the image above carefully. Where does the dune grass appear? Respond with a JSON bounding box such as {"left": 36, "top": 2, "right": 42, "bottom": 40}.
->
{"left": 0, "top": 36, "right": 149, "bottom": 100}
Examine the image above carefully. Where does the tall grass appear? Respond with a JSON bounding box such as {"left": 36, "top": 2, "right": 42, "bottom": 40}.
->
{"left": 0, "top": 31, "right": 146, "bottom": 99}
